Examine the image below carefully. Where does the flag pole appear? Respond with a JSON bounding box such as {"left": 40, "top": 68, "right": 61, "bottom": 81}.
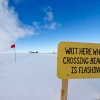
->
{"left": 14, "top": 46, "right": 16, "bottom": 63}
{"left": 11, "top": 44, "right": 16, "bottom": 63}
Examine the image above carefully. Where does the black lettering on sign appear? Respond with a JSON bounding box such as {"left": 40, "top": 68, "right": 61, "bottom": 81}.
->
{"left": 63, "top": 57, "right": 67, "bottom": 64}
{"left": 86, "top": 48, "right": 92, "bottom": 55}
{"left": 79, "top": 67, "right": 84, "bottom": 73}
{"left": 90, "top": 67, "right": 93, "bottom": 73}
{"left": 63, "top": 57, "right": 71, "bottom": 64}
{"left": 84, "top": 67, "right": 89, "bottom": 73}
{"left": 80, "top": 57, "right": 89, "bottom": 64}
{"left": 79, "top": 48, "right": 92, "bottom": 55}
{"left": 97, "top": 58, "right": 100, "bottom": 64}
{"left": 79, "top": 67, "right": 100, "bottom": 73}
{"left": 65, "top": 47, "right": 78, "bottom": 55}
{"left": 63, "top": 57, "right": 89, "bottom": 64}
{"left": 74, "top": 48, "right": 78, "bottom": 54}
{"left": 93, "top": 67, "right": 100, "bottom": 73}
{"left": 90, "top": 58, "right": 100, "bottom": 64}
{"left": 79, "top": 67, "right": 91, "bottom": 73}
{"left": 65, "top": 47, "right": 72, "bottom": 54}
{"left": 93, "top": 49, "right": 100, "bottom": 55}
{"left": 86, "top": 67, "right": 91, "bottom": 73}
{"left": 71, "top": 67, "right": 77, "bottom": 74}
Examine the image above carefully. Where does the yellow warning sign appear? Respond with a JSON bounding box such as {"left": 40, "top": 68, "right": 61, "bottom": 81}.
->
{"left": 57, "top": 41, "right": 100, "bottom": 79}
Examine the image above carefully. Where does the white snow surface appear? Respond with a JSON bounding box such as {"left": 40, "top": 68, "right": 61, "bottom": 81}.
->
{"left": 0, "top": 53, "right": 100, "bottom": 100}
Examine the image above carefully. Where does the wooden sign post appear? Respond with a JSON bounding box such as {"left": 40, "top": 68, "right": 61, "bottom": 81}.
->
{"left": 61, "top": 79, "right": 68, "bottom": 100}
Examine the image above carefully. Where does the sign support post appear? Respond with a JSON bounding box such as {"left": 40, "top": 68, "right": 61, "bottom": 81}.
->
{"left": 61, "top": 79, "right": 68, "bottom": 100}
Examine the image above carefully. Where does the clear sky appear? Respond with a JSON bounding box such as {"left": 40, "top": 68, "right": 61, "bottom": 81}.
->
{"left": 1, "top": 0, "right": 100, "bottom": 53}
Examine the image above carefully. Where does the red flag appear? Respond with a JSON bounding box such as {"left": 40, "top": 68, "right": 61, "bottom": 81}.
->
{"left": 11, "top": 44, "right": 15, "bottom": 48}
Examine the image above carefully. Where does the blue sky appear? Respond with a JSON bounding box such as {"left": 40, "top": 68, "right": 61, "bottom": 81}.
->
{"left": 1, "top": 0, "right": 100, "bottom": 53}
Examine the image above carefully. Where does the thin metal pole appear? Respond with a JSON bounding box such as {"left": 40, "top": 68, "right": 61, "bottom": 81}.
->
{"left": 14, "top": 48, "right": 16, "bottom": 63}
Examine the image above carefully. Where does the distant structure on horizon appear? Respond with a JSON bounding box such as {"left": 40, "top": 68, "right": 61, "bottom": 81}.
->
{"left": 28, "top": 51, "right": 39, "bottom": 53}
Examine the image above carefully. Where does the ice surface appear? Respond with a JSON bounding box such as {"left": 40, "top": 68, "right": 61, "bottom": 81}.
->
{"left": 0, "top": 53, "right": 100, "bottom": 100}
